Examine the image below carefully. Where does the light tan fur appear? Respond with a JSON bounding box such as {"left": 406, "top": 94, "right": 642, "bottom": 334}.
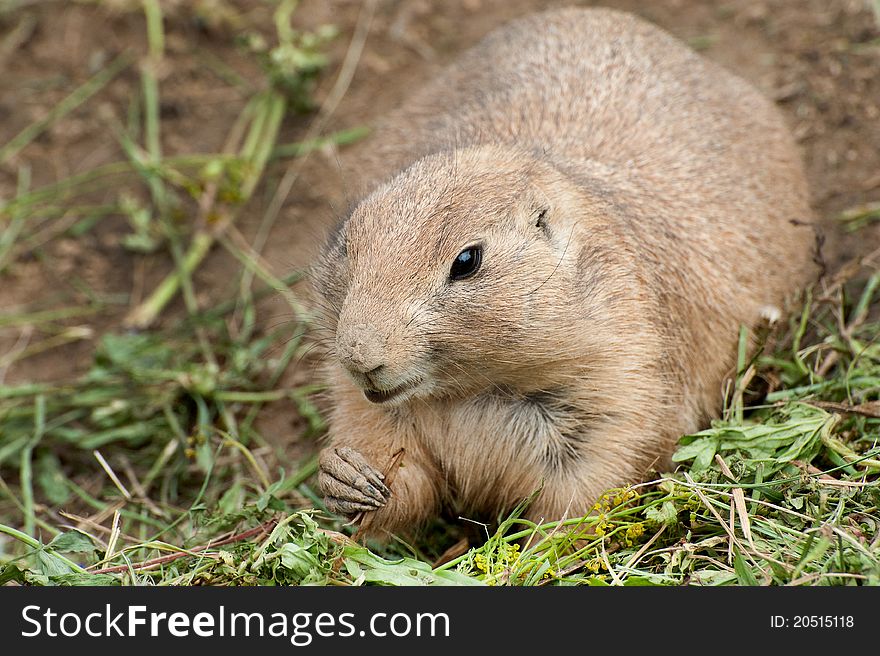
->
{"left": 311, "top": 7, "right": 817, "bottom": 538}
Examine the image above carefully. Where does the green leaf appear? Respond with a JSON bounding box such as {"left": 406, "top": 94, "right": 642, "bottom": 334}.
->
{"left": 50, "top": 573, "right": 120, "bottom": 586}
{"left": 278, "top": 542, "right": 323, "bottom": 579}
{"left": 644, "top": 501, "right": 679, "bottom": 527}
{"left": 48, "top": 530, "right": 96, "bottom": 554}
{"left": 36, "top": 549, "right": 77, "bottom": 577}
{"left": 35, "top": 451, "right": 71, "bottom": 505}
{"left": 673, "top": 403, "right": 836, "bottom": 477}
{"left": 689, "top": 569, "right": 738, "bottom": 586}
{"left": 0, "top": 563, "right": 28, "bottom": 585}
{"left": 218, "top": 481, "right": 245, "bottom": 514}
{"left": 733, "top": 552, "right": 759, "bottom": 586}
{"left": 794, "top": 535, "right": 832, "bottom": 578}
{"left": 622, "top": 576, "right": 667, "bottom": 586}
{"left": 255, "top": 492, "right": 286, "bottom": 513}
{"left": 672, "top": 437, "right": 717, "bottom": 471}
{"left": 343, "top": 549, "right": 482, "bottom": 586}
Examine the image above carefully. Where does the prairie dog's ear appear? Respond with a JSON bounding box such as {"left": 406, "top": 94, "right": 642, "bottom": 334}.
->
{"left": 532, "top": 205, "right": 552, "bottom": 239}
{"left": 516, "top": 185, "right": 553, "bottom": 233}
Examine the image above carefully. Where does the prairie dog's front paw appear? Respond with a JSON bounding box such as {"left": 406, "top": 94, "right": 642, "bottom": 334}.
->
{"left": 319, "top": 446, "right": 391, "bottom": 516}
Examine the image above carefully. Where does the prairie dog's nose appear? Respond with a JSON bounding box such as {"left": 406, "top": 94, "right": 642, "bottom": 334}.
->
{"left": 337, "top": 323, "right": 385, "bottom": 375}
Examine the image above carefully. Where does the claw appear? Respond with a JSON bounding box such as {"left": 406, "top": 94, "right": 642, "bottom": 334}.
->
{"left": 325, "top": 496, "right": 381, "bottom": 515}
{"left": 319, "top": 446, "right": 392, "bottom": 517}
{"left": 319, "top": 470, "right": 383, "bottom": 508}
{"left": 336, "top": 447, "right": 391, "bottom": 495}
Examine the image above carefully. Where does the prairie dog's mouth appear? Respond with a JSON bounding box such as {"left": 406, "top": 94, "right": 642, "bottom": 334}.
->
{"left": 363, "top": 379, "right": 421, "bottom": 405}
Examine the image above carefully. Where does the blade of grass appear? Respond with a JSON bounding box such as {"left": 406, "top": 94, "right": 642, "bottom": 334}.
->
{"left": 0, "top": 164, "right": 31, "bottom": 272}
{"left": 271, "top": 125, "right": 369, "bottom": 158}
{"left": 0, "top": 52, "right": 132, "bottom": 164}
{"left": 20, "top": 395, "right": 45, "bottom": 538}
{"left": 0, "top": 154, "right": 221, "bottom": 217}
{"left": 124, "top": 90, "right": 287, "bottom": 328}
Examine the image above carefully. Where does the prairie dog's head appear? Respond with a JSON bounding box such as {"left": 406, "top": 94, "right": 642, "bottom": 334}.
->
{"left": 312, "top": 145, "right": 618, "bottom": 407}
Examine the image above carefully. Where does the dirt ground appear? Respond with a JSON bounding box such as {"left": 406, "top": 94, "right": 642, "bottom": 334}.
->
{"left": 1, "top": 0, "right": 879, "bottom": 451}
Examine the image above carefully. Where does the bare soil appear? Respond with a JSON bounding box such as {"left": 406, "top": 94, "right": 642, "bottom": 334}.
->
{"left": 1, "top": 0, "right": 879, "bottom": 451}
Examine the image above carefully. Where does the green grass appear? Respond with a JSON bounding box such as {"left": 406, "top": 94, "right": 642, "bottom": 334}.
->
{"left": 1, "top": 1, "right": 878, "bottom": 587}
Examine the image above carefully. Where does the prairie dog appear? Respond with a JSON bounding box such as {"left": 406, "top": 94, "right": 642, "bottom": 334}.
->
{"left": 312, "top": 8, "right": 816, "bottom": 537}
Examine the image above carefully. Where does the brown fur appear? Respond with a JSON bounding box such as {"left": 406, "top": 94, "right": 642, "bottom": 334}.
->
{"left": 310, "top": 7, "right": 817, "bottom": 538}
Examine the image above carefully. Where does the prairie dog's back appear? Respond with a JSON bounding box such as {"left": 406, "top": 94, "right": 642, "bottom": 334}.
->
{"left": 354, "top": 8, "right": 806, "bottom": 198}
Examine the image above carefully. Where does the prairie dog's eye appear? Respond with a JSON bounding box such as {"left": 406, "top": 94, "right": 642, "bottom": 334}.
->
{"left": 449, "top": 246, "right": 482, "bottom": 281}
